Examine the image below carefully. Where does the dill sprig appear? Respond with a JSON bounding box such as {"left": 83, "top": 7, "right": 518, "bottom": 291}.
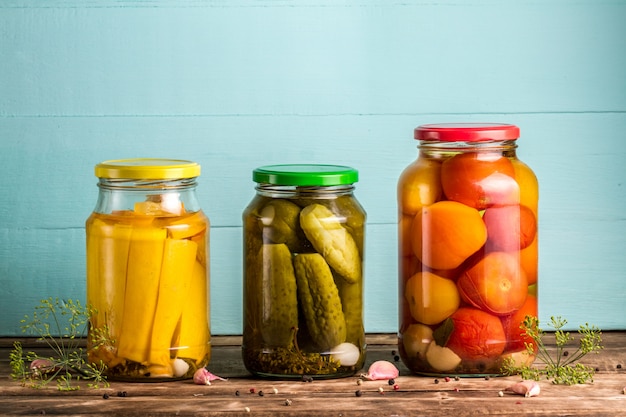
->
{"left": 9, "top": 297, "right": 108, "bottom": 390}
{"left": 501, "top": 315, "right": 603, "bottom": 385}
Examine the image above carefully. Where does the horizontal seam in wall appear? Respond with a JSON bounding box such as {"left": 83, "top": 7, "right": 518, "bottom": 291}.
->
{"left": 1, "top": 110, "right": 625, "bottom": 119}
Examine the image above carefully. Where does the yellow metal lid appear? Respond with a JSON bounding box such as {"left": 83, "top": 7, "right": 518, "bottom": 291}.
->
{"left": 95, "top": 158, "right": 201, "bottom": 179}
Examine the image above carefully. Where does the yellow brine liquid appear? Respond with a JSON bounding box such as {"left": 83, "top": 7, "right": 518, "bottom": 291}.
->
{"left": 86, "top": 202, "right": 210, "bottom": 381}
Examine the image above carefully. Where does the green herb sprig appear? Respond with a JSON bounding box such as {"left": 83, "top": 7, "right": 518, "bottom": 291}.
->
{"left": 501, "top": 315, "right": 603, "bottom": 385}
{"left": 9, "top": 297, "right": 109, "bottom": 390}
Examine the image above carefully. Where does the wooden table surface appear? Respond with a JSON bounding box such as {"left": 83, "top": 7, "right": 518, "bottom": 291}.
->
{"left": 1, "top": 333, "right": 625, "bottom": 416}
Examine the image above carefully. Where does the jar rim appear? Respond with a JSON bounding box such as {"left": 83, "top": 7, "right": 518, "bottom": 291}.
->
{"left": 253, "top": 164, "right": 358, "bottom": 186}
{"left": 95, "top": 158, "right": 201, "bottom": 179}
{"left": 414, "top": 123, "right": 519, "bottom": 142}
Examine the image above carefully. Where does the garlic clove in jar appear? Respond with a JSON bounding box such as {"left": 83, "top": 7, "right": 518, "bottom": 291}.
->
{"left": 330, "top": 342, "right": 360, "bottom": 366}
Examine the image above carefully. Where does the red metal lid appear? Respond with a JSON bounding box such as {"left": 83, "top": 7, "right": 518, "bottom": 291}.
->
{"left": 414, "top": 123, "right": 520, "bottom": 142}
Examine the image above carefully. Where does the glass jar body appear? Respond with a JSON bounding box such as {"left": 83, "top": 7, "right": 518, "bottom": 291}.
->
{"left": 242, "top": 185, "right": 366, "bottom": 379}
{"left": 397, "top": 140, "right": 538, "bottom": 376}
{"left": 86, "top": 178, "right": 210, "bottom": 381}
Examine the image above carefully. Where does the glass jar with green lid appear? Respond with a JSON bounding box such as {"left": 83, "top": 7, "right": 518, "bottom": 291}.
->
{"left": 242, "top": 164, "right": 366, "bottom": 379}
{"left": 86, "top": 159, "right": 210, "bottom": 381}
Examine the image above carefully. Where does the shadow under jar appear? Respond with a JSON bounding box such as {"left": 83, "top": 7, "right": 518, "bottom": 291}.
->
{"left": 242, "top": 164, "right": 366, "bottom": 379}
{"left": 397, "top": 124, "right": 538, "bottom": 376}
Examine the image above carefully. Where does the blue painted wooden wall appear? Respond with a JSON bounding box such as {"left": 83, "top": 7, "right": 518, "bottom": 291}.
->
{"left": 1, "top": 0, "right": 625, "bottom": 336}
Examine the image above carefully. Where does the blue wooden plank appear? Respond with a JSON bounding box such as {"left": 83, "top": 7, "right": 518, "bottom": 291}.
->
{"left": 1, "top": 113, "right": 625, "bottom": 227}
{"left": 1, "top": 1, "right": 625, "bottom": 116}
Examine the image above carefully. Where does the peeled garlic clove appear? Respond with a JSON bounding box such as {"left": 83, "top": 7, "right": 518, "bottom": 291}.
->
{"left": 501, "top": 350, "right": 535, "bottom": 368}
{"left": 330, "top": 342, "right": 360, "bottom": 367}
{"left": 172, "top": 358, "right": 190, "bottom": 378}
{"left": 360, "top": 360, "right": 399, "bottom": 381}
{"left": 193, "top": 368, "right": 228, "bottom": 385}
{"left": 505, "top": 380, "right": 541, "bottom": 397}
{"left": 425, "top": 341, "right": 462, "bottom": 372}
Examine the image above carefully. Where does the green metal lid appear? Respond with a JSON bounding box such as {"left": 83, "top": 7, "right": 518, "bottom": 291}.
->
{"left": 253, "top": 164, "right": 359, "bottom": 186}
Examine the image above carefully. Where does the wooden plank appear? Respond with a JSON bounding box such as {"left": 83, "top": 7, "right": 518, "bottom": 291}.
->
{"left": 1, "top": 333, "right": 625, "bottom": 416}
{"left": 1, "top": 1, "right": 625, "bottom": 116}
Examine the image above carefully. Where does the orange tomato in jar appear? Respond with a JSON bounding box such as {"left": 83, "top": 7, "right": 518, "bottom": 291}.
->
{"left": 445, "top": 307, "right": 507, "bottom": 361}
{"left": 511, "top": 159, "right": 539, "bottom": 212}
{"left": 398, "top": 157, "right": 442, "bottom": 216}
{"left": 483, "top": 204, "right": 537, "bottom": 252}
{"left": 441, "top": 152, "right": 519, "bottom": 209}
{"left": 520, "top": 237, "right": 538, "bottom": 285}
{"left": 457, "top": 252, "right": 528, "bottom": 316}
{"left": 411, "top": 200, "right": 487, "bottom": 270}
{"left": 404, "top": 271, "right": 460, "bottom": 325}
{"left": 501, "top": 295, "right": 538, "bottom": 352}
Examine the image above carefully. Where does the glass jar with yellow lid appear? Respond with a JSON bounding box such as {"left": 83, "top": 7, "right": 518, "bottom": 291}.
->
{"left": 86, "top": 158, "right": 210, "bottom": 381}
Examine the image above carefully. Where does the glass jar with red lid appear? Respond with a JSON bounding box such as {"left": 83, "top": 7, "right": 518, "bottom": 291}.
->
{"left": 397, "top": 123, "right": 538, "bottom": 376}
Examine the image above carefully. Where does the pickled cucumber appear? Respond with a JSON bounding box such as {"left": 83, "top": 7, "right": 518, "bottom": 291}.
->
{"left": 299, "top": 204, "right": 361, "bottom": 283}
{"left": 333, "top": 272, "right": 364, "bottom": 346}
{"left": 259, "top": 199, "right": 303, "bottom": 252}
{"left": 329, "top": 196, "right": 366, "bottom": 254}
{"left": 293, "top": 253, "right": 346, "bottom": 351}
{"left": 259, "top": 243, "right": 299, "bottom": 347}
